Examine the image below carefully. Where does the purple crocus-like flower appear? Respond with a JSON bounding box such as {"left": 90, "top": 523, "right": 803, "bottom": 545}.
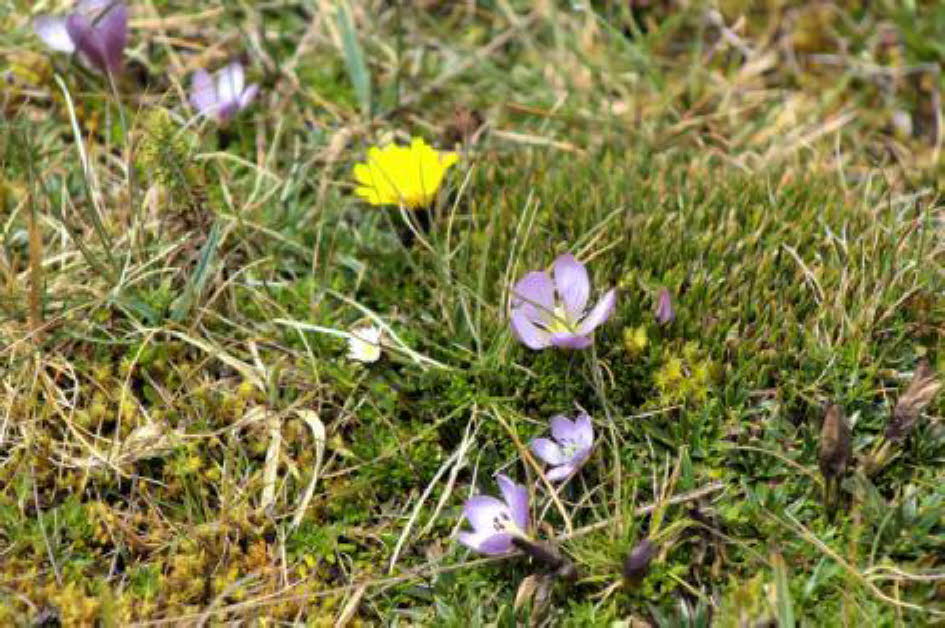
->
{"left": 34, "top": 1, "right": 128, "bottom": 75}
{"left": 510, "top": 253, "right": 616, "bottom": 350}
{"left": 458, "top": 474, "right": 529, "bottom": 555}
{"left": 655, "top": 287, "right": 675, "bottom": 325}
{"left": 530, "top": 412, "right": 594, "bottom": 481}
{"left": 189, "top": 62, "right": 259, "bottom": 123}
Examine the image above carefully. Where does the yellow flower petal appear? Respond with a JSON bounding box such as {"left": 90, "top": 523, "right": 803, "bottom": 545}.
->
{"left": 351, "top": 137, "right": 459, "bottom": 208}
{"left": 352, "top": 163, "right": 374, "bottom": 187}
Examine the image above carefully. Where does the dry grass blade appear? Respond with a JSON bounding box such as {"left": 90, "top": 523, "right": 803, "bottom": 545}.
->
{"left": 259, "top": 411, "right": 282, "bottom": 513}
{"left": 333, "top": 583, "right": 367, "bottom": 628}
{"left": 290, "top": 410, "right": 327, "bottom": 529}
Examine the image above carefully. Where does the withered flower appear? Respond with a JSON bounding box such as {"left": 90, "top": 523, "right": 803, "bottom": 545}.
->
{"left": 886, "top": 359, "right": 941, "bottom": 442}
{"left": 818, "top": 403, "right": 851, "bottom": 518}
{"left": 818, "top": 404, "right": 851, "bottom": 481}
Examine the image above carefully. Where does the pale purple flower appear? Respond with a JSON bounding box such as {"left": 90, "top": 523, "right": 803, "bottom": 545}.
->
{"left": 530, "top": 412, "right": 594, "bottom": 481}
{"left": 655, "top": 288, "right": 674, "bottom": 325}
{"left": 189, "top": 62, "right": 259, "bottom": 123}
{"left": 458, "top": 474, "right": 529, "bottom": 555}
{"left": 510, "top": 253, "right": 616, "bottom": 350}
{"left": 34, "top": 0, "right": 128, "bottom": 75}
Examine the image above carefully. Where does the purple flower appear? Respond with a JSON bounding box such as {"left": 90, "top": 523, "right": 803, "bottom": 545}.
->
{"left": 530, "top": 412, "right": 594, "bottom": 481}
{"left": 189, "top": 61, "right": 259, "bottom": 124}
{"left": 510, "top": 253, "right": 617, "bottom": 350}
{"left": 458, "top": 474, "right": 529, "bottom": 555}
{"left": 655, "top": 288, "right": 674, "bottom": 325}
{"left": 34, "top": 1, "right": 128, "bottom": 75}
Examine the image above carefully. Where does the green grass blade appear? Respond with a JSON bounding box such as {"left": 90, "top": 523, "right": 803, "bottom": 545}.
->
{"left": 336, "top": 0, "right": 372, "bottom": 118}
{"left": 170, "top": 222, "right": 223, "bottom": 323}
{"left": 773, "top": 552, "right": 796, "bottom": 628}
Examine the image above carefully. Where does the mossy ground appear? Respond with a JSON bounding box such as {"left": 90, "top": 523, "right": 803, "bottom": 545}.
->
{"left": 1, "top": 1, "right": 944, "bottom": 625}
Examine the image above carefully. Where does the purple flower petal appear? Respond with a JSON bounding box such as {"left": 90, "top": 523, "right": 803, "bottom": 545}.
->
{"left": 553, "top": 253, "right": 590, "bottom": 318}
{"left": 576, "top": 288, "right": 616, "bottom": 336}
{"left": 34, "top": 16, "right": 76, "bottom": 53}
{"left": 549, "top": 415, "right": 581, "bottom": 444}
{"left": 458, "top": 530, "right": 513, "bottom": 554}
{"left": 549, "top": 332, "right": 592, "bottom": 350}
{"left": 511, "top": 309, "right": 551, "bottom": 350}
{"left": 655, "top": 288, "right": 675, "bottom": 325}
{"left": 217, "top": 101, "right": 240, "bottom": 123}
{"left": 95, "top": 1, "right": 127, "bottom": 74}
{"left": 511, "top": 271, "right": 554, "bottom": 321}
{"left": 546, "top": 464, "right": 577, "bottom": 481}
{"left": 190, "top": 69, "right": 218, "bottom": 116}
{"left": 217, "top": 62, "right": 245, "bottom": 105}
{"left": 77, "top": 0, "right": 112, "bottom": 14}
{"left": 530, "top": 438, "right": 565, "bottom": 465}
{"left": 477, "top": 533, "right": 515, "bottom": 554}
{"left": 496, "top": 474, "right": 529, "bottom": 532}
{"left": 35, "top": 1, "right": 126, "bottom": 74}
{"left": 239, "top": 83, "right": 260, "bottom": 110}
{"left": 66, "top": 5, "right": 125, "bottom": 75}
{"left": 65, "top": 14, "right": 102, "bottom": 67}
{"left": 573, "top": 412, "right": 594, "bottom": 449}
{"left": 457, "top": 530, "right": 484, "bottom": 550}
{"left": 462, "top": 495, "right": 508, "bottom": 532}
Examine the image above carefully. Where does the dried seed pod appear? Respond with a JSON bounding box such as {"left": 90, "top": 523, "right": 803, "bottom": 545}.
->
{"left": 818, "top": 404, "right": 851, "bottom": 481}
{"left": 886, "top": 360, "right": 941, "bottom": 442}
{"left": 622, "top": 538, "right": 656, "bottom": 586}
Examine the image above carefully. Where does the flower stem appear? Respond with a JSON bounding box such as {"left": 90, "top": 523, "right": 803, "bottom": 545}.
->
{"left": 511, "top": 537, "right": 578, "bottom": 581}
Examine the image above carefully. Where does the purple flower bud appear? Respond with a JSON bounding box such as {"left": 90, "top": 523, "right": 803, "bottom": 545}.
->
{"left": 34, "top": 1, "right": 128, "bottom": 75}
{"left": 655, "top": 288, "right": 674, "bottom": 325}
{"left": 622, "top": 538, "right": 656, "bottom": 585}
{"left": 510, "top": 253, "right": 616, "bottom": 351}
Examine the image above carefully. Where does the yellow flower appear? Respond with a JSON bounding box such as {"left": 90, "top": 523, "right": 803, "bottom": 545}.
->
{"left": 353, "top": 137, "right": 459, "bottom": 208}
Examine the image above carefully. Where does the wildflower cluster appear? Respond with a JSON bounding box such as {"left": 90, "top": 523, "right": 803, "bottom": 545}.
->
{"left": 35, "top": 0, "right": 127, "bottom": 75}
{"left": 34, "top": 2, "right": 258, "bottom": 124}
{"left": 25, "top": 0, "right": 686, "bottom": 608}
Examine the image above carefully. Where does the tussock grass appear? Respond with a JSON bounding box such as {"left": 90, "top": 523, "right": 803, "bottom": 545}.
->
{"left": 1, "top": 0, "right": 944, "bottom": 624}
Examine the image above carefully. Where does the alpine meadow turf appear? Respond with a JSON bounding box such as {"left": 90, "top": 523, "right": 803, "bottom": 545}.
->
{"left": 1, "top": 1, "right": 944, "bottom": 624}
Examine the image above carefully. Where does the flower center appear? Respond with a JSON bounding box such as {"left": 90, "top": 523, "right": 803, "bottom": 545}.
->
{"left": 543, "top": 305, "right": 577, "bottom": 335}
{"left": 559, "top": 438, "right": 582, "bottom": 461}
{"left": 491, "top": 509, "right": 521, "bottom": 535}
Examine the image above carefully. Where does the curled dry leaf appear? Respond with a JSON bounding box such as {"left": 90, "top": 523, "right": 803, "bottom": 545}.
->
{"left": 64, "top": 422, "right": 182, "bottom": 472}
{"left": 514, "top": 573, "right": 555, "bottom": 626}
{"left": 818, "top": 404, "right": 851, "bottom": 482}
{"left": 886, "top": 360, "right": 941, "bottom": 442}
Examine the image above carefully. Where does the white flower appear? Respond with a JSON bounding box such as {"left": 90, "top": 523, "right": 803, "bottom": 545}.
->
{"left": 347, "top": 325, "right": 383, "bottom": 363}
